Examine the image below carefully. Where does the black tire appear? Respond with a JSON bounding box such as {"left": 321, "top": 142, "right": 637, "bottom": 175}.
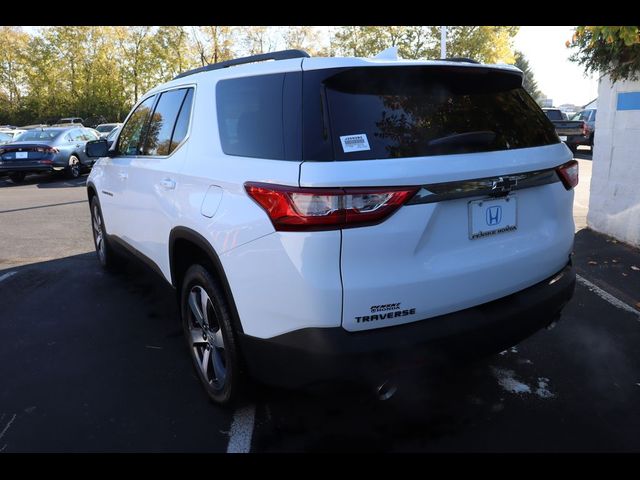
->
{"left": 90, "top": 195, "right": 120, "bottom": 270}
{"left": 9, "top": 172, "right": 26, "bottom": 183}
{"left": 180, "top": 264, "right": 244, "bottom": 406}
{"left": 66, "top": 155, "right": 81, "bottom": 179}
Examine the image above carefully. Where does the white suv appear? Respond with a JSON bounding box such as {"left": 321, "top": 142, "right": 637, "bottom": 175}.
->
{"left": 85, "top": 50, "right": 578, "bottom": 405}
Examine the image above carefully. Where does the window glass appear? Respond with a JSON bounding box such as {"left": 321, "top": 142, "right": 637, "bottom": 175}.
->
{"left": 169, "top": 88, "right": 194, "bottom": 153}
{"left": 544, "top": 110, "right": 563, "bottom": 121}
{"left": 143, "top": 89, "right": 188, "bottom": 156}
{"left": 303, "top": 67, "right": 559, "bottom": 161}
{"left": 590, "top": 110, "right": 597, "bottom": 121}
{"left": 216, "top": 74, "right": 285, "bottom": 159}
{"left": 117, "top": 95, "right": 156, "bottom": 155}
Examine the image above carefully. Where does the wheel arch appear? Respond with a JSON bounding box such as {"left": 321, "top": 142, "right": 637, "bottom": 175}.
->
{"left": 169, "top": 226, "right": 244, "bottom": 334}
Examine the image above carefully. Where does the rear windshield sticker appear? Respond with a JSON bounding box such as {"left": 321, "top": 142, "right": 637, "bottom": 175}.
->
{"left": 340, "top": 134, "right": 370, "bottom": 153}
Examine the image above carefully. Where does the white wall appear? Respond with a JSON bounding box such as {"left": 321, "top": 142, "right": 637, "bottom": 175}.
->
{"left": 587, "top": 75, "right": 640, "bottom": 247}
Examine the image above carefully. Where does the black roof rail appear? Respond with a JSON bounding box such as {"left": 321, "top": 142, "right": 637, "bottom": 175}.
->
{"left": 443, "top": 57, "right": 481, "bottom": 64}
{"left": 173, "top": 49, "right": 310, "bottom": 80}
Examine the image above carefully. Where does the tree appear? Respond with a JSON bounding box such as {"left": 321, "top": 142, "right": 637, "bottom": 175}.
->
{"left": 240, "top": 26, "right": 278, "bottom": 55}
{"left": 513, "top": 50, "right": 543, "bottom": 103}
{"left": 192, "top": 26, "right": 236, "bottom": 66}
{"left": 330, "top": 26, "right": 518, "bottom": 62}
{"left": 568, "top": 26, "right": 640, "bottom": 82}
{"left": 282, "top": 26, "right": 326, "bottom": 56}
{"left": 0, "top": 27, "right": 30, "bottom": 123}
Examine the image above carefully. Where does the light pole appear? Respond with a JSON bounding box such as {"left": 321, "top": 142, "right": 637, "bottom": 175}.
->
{"left": 441, "top": 26, "right": 447, "bottom": 59}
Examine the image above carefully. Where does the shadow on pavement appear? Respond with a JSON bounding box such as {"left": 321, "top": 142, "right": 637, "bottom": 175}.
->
{"left": 0, "top": 172, "right": 87, "bottom": 189}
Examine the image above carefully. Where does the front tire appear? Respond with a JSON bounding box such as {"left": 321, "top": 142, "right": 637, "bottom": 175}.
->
{"left": 9, "top": 172, "right": 26, "bottom": 183}
{"left": 181, "top": 264, "right": 244, "bottom": 406}
{"left": 90, "top": 196, "right": 120, "bottom": 270}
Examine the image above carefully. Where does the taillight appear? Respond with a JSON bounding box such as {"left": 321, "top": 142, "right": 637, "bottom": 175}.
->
{"left": 244, "top": 182, "right": 418, "bottom": 231}
{"left": 582, "top": 122, "right": 588, "bottom": 136}
{"left": 556, "top": 160, "right": 579, "bottom": 190}
{"left": 35, "top": 147, "right": 59, "bottom": 154}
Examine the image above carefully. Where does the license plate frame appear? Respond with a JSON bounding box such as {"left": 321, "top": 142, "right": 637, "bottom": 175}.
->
{"left": 468, "top": 196, "right": 518, "bottom": 240}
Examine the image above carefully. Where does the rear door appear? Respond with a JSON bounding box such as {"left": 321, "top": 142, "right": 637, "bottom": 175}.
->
{"left": 299, "top": 64, "right": 575, "bottom": 332}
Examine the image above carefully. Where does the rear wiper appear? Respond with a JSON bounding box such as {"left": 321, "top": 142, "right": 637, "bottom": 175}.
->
{"left": 427, "top": 130, "right": 496, "bottom": 147}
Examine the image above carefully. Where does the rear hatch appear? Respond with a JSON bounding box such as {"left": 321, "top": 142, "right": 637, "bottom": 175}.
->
{"left": 298, "top": 62, "right": 575, "bottom": 331}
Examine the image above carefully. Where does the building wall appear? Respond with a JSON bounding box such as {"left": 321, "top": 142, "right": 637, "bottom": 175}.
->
{"left": 587, "top": 75, "right": 640, "bottom": 247}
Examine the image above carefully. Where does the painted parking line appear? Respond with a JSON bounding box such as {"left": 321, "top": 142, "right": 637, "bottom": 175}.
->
{"left": 226, "top": 404, "right": 256, "bottom": 453}
{"left": 0, "top": 271, "right": 17, "bottom": 283}
{"left": 576, "top": 274, "right": 640, "bottom": 318}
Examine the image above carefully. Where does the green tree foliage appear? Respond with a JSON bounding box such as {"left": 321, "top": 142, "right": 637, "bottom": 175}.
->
{"left": 568, "top": 26, "right": 640, "bottom": 82}
{"left": 513, "top": 50, "right": 543, "bottom": 103}
{"left": 331, "top": 26, "right": 518, "bottom": 62}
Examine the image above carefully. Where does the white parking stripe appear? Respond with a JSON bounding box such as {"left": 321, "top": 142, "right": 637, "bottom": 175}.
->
{"left": 576, "top": 274, "right": 640, "bottom": 318}
{"left": 0, "top": 414, "right": 16, "bottom": 442}
{"left": 0, "top": 271, "right": 17, "bottom": 283}
{"left": 226, "top": 404, "right": 256, "bottom": 453}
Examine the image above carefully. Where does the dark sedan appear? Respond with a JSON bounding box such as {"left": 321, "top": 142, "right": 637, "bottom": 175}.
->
{"left": 0, "top": 127, "right": 99, "bottom": 183}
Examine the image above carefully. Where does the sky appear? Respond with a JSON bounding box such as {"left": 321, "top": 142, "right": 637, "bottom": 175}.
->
{"left": 20, "top": 25, "right": 599, "bottom": 108}
{"left": 513, "top": 26, "right": 598, "bottom": 107}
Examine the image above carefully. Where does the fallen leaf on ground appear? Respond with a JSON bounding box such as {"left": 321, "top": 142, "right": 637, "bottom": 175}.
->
{"left": 636, "top": 302, "right": 640, "bottom": 311}
{"left": 588, "top": 260, "right": 598, "bottom": 265}
{"left": 622, "top": 273, "right": 628, "bottom": 276}
{"left": 612, "top": 259, "right": 619, "bottom": 263}
{"left": 632, "top": 266, "right": 640, "bottom": 271}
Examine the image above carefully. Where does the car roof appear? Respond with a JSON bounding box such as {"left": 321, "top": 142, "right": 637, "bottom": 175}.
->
{"left": 143, "top": 54, "right": 523, "bottom": 99}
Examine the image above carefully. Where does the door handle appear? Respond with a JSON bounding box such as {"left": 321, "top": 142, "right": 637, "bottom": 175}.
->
{"left": 118, "top": 171, "right": 128, "bottom": 180}
{"left": 160, "top": 178, "right": 176, "bottom": 190}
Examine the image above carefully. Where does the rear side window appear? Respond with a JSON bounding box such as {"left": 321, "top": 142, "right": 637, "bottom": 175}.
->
{"left": 216, "top": 72, "right": 301, "bottom": 160}
{"left": 169, "top": 88, "right": 194, "bottom": 152}
{"left": 303, "top": 66, "right": 559, "bottom": 161}
{"left": 143, "top": 88, "right": 192, "bottom": 156}
{"left": 117, "top": 95, "right": 156, "bottom": 156}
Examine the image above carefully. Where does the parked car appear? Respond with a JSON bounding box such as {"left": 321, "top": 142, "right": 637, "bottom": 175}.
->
{"left": 542, "top": 108, "right": 586, "bottom": 152}
{"left": 95, "top": 123, "right": 122, "bottom": 138}
{"left": 58, "top": 117, "right": 84, "bottom": 125}
{"left": 19, "top": 124, "right": 49, "bottom": 130}
{"left": 0, "top": 128, "right": 27, "bottom": 141}
{"left": 85, "top": 50, "right": 577, "bottom": 405}
{"left": 105, "top": 125, "right": 120, "bottom": 149}
{"left": 569, "top": 108, "right": 596, "bottom": 149}
{"left": 0, "top": 126, "right": 99, "bottom": 183}
{"left": 0, "top": 132, "right": 13, "bottom": 145}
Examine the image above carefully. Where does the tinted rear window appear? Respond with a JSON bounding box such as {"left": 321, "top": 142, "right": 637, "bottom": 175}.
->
{"left": 544, "top": 110, "right": 564, "bottom": 121}
{"left": 303, "top": 66, "right": 559, "bottom": 161}
{"left": 216, "top": 72, "right": 301, "bottom": 160}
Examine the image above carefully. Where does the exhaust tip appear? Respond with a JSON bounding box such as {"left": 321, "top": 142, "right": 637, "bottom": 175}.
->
{"left": 376, "top": 380, "right": 398, "bottom": 401}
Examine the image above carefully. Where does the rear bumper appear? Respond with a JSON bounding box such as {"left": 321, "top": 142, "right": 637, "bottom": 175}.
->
{"left": 564, "top": 134, "right": 590, "bottom": 147}
{"left": 0, "top": 163, "right": 54, "bottom": 174}
{"left": 239, "top": 262, "right": 575, "bottom": 388}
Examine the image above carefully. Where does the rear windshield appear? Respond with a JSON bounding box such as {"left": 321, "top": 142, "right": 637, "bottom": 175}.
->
{"left": 544, "top": 110, "right": 564, "bottom": 121}
{"left": 96, "top": 124, "right": 115, "bottom": 132}
{"left": 14, "top": 130, "right": 62, "bottom": 141}
{"left": 303, "top": 66, "right": 559, "bottom": 161}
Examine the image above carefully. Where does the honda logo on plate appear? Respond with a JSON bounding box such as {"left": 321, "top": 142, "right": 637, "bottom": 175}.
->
{"left": 486, "top": 206, "right": 502, "bottom": 226}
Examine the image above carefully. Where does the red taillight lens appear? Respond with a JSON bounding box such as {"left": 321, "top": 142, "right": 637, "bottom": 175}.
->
{"left": 582, "top": 121, "right": 588, "bottom": 136}
{"left": 35, "top": 147, "right": 58, "bottom": 154}
{"left": 556, "top": 160, "right": 579, "bottom": 190}
{"left": 244, "top": 182, "right": 418, "bottom": 231}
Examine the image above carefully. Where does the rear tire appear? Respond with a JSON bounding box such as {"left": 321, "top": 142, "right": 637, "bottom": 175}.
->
{"left": 90, "top": 196, "right": 120, "bottom": 270}
{"left": 8, "top": 172, "right": 26, "bottom": 183}
{"left": 180, "top": 264, "right": 245, "bottom": 406}
{"left": 67, "top": 155, "right": 81, "bottom": 179}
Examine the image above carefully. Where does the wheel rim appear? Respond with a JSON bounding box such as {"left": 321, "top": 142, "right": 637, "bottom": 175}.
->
{"left": 92, "top": 204, "right": 105, "bottom": 263}
{"left": 186, "top": 285, "right": 227, "bottom": 390}
{"left": 70, "top": 158, "right": 80, "bottom": 177}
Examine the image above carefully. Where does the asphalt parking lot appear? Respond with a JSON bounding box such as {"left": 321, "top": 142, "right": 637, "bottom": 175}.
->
{"left": 2, "top": 152, "right": 640, "bottom": 452}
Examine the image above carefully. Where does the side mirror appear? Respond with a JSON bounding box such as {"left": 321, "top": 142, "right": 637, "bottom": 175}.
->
{"left": 86, "top": 139, "right": 110, "bottom": 158}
